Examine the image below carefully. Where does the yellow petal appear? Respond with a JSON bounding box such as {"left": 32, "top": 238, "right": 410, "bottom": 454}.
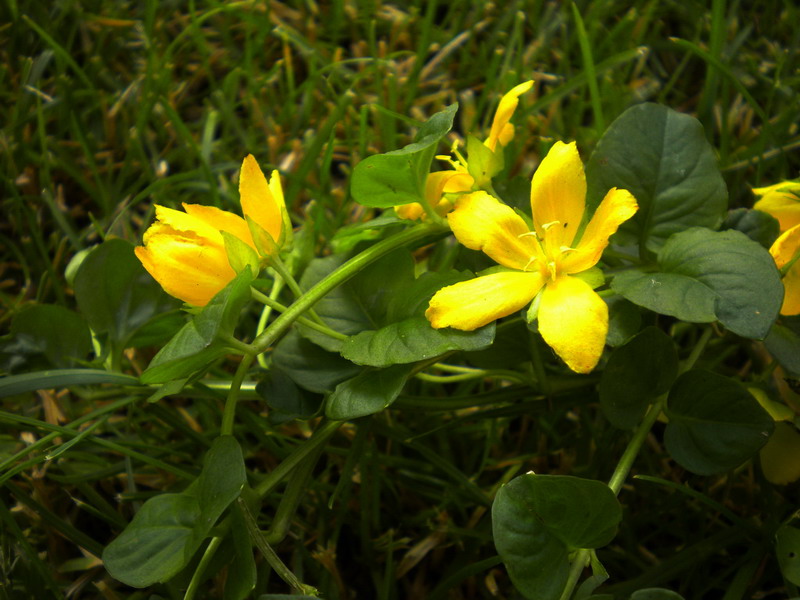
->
{"left": 135, "top": 232, "right": 234, "bottom": 306}
{"left": 562, "top": 187, "right": 638, "bottom": 274}
{"left": 182, "top": 203, "right": 256, "bottom": 250}
{"left": 537, "top": 275, "right": 608, "bottom": 373}
{"left": 426, "top": 271, "right": 545, "bottom": 331}
{"left": 149, "top": 205, "right": 221, "bottom": 244}
{"left": 530, "top": 141, "right": 586, "bottom": 249}
{"left": 484, "top": 80, "right": 534, "bottom": 152}
{"left": 754, "top": 192, "right": 800, "bottom": 232}
{"left": 447, "top": 191, "right": 541, "bottom": 271}
{"left": 395, "top": 171, "right": 473, "bottom": 221}
{"left": 770, "top": 224, "right": 800, "bottom": 315}
{"left": 395, "top": 202, "right": 426, "bottom": 221}
{"left": 753, "top": 181, "right": 800, "bottom": 197}
{"left": 442, "top": 171, "right": 474, "bottom": 193}
{"left": 760, "top": 422, "right": 800, "bottom": 485}
{"left": 749, "top": 387, "right": 795, "bottom": 422}
{"left": 239, "top": 155, "right": 283, "bottom": 244}
{"left": 781, "top": 261, "right": 800, "bottom": 315}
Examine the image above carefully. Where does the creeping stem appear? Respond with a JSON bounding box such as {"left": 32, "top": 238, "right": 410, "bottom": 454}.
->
{"left": 559, "top": 326, "right": 714, "bottom": 600}
{"left": 220, "top": 222, "right": 447, "bottom": 436}
{"left": 250, "top": 222, "right": 448, "bottom": 355}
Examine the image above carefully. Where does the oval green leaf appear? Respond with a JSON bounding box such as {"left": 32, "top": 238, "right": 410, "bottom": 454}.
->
{"left": 600, "top": 327, "right": 677, "bottom": 429}
{"left": 74, "top": 239, "right": 178, "bottom": 350}
{"left": 586, "top": 103, "right": 727, "bottom": 252}
{"left": 612, "top": 228, "right": 783, "bottom": 339}
{"left": 351, "top": 104, "right": 458, "bottom": 208}
{"left": 341, "top": 316, "right": 494, "bottom": 367}
{"left": 664, "top": 370, "right": 774, "bottom": 475}
{"left": 103, "top": 436, "right": 246, "bottom": 587}
{"left": 141, "top": 268, "right": 255, "bottom": 383}
{"left": 492, "top": 474, "right": 622, "bottom": 600}
{"left": 326, "top": 364, "right": 413, "bottom": 420}
{"left": 776, "top": 524, "right": 800, "bottom": 586}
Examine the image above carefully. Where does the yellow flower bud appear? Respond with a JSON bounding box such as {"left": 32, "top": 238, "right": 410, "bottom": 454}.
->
{"left": 135, "top": 156, "right": 288, "bottom": 306}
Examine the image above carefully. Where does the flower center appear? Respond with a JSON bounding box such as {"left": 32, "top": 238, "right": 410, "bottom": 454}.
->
{"left": 519, "top": 222, "right": 576, "bottom": 281}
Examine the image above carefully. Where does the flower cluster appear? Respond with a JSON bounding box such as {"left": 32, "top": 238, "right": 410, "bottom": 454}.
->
{"left": 135, "top": 156, "right": 287, "bottom": 306}
{"left": 754, "top": 180, "right": 800, "bottom": 315}
{"left": 395, "top": 81, "right": 533, "bottom": 221}
{"left": 426, "top": 141, "right": 638, "bottom": 373}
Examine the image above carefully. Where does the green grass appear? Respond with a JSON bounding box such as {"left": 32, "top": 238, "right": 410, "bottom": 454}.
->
{"left": 1, "top": 0, "right": 800, "bottom": 598}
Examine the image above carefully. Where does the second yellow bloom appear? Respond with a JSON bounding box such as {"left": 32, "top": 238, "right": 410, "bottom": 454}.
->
{"left": 426, "top": 142, "right": 638, "bottom": 373}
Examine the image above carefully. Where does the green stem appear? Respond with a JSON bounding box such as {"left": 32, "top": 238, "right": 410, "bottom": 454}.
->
{"left": 269, "top": 253, "right": 328, "bottom": 327}
{"left": 560, "top": 326, "right": 714, "bottom": 600}
{"left": 237, "top": 498, "right": 320, "bottom": 597}
{"left": 251, "top": 288, "right": 347, "bottom": 341}
{"left": 183, "top": 535, "right": 223, "bottom": 600}
{"left": 254, "top": 276, "right": 285, "bottom": 368}
{"left": 251, "top": 222, "right": 447, "bottom": 355}
{"left": 254, "top": 420, "right": 341, "bottom": 497}
{"left": 266, "top": 440, "right": 326, "bottom": 544}
{"left": 218, "top": 333, "right": 256, "bottom": 357}
{"left": 220, "top": 353, "right": 255, "bottom": 436}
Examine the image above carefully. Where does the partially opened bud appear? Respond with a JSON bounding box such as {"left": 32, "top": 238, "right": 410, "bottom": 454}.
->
{"left": 135, "top": 204, "right": 255, "bottom": 306}
{"left": 239, "top": 154, "right": 291, "bottom": 253}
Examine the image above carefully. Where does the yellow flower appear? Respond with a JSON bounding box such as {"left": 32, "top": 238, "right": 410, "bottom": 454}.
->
{"left": 769, "top": 223, "right": 800, "bottom": 315}
{"left": 484, "top": 80, "right": 535, "bottom": 152}
{"left": 396, "top": 81, "right": 533, "bottom": 221}
{"left": 395, "top": 170, "right": 474, "bottom": 221}
{"left": 239, "top": 154, "right": 289, "bottom": 249}
{"left": 426, "top": 141, "right": 638, "bottom": 373}
{"left": 753, "top": 180, "right": 800, "bottom": 232}
{"left": 135, "top": 155, "right": 286, "bottom": 306}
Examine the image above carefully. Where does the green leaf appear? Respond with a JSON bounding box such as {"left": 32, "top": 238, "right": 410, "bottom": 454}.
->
{"left": 342, "top": 315, "right": 493, "bottom": 367}
{"left": 586, "top": 103, "right": 727, "bottom": 252}
{"left": 664, "top": 370, "right": 774, "bottom": 475}
{"left": 103, "top": 493, "right": 201, "bottom": 588}
{"left": 464, "top": 321, "right": 531, "bottom": 368}
{"left": 225, "top": 502, "right": 257, "bottom": 600}
{"left": 351, "top": 103, "right": 458, "bottom": 208}
{"left": 600, "top": 327, "right": 677, "bottom": 429}
{"left": 256, "top": 367, "right": 323, "bottom": 418}
{"left": 331, "top": 214, "right": 403, "bottom": 253}
{"left": 723, "top": 208, "right": 780, "bottom": 249}
{"left": 776, "top": 524, "right": 800, "bottom": 586}
{"left": 466, "top": 134, "right": 503, "bottom": 188}
{"left": 329, "top": 250, "right": 496, "bottom": 366}
{"left": 605, "top": 297, "right": 642, "bottom": 347}
{"left": 296, "top": 254, "right": 382, "bottom": 352}
{"left": 765, "top": 319, "right": 800, "bottom": 377}
{"left": 222, "top": 231, "right": 261, "bottom": 275}
{"left": 73, "top": 239, "right": 177, "bottom": 351}
{"left": 141, "top": 268, "right": 255, "bottom": 384}
{"left": 326, "top": 364, "right": 413, "bottom": 420}
{"left": 612, "top": 228, "right": 783, "bottom": 339}
{"left": 271, "top": 330, "right": 361, "bottom": 393}
{"left": 299, "top": 248, "right": 496, "bottom": 367}
{"left": 2, "top": 304, "right": 92, "bottom": 370}
{"left": 195, "top": 436, "right": 246, "bottom": 527}
{"left": 492, "top": 474, "right": 622, "bottom": 600}
{"left": 103, "top": 436, "right": 246, "bottom": 587}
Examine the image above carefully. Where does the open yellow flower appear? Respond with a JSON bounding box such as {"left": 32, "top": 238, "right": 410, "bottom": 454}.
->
{"left": 426, "top": 141, "right": 638, "bottom": 373}
{"left": 135, "top": 155, "right": 286, "bottom": 306}
{"left": 753, "top": 179, "right": 800, "bottom": 232}
{"left": 770, "top": 223, "right": 800, "bottom": 315}
{"left": 396, "top": 81, "right": 533, "bottom": 221}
